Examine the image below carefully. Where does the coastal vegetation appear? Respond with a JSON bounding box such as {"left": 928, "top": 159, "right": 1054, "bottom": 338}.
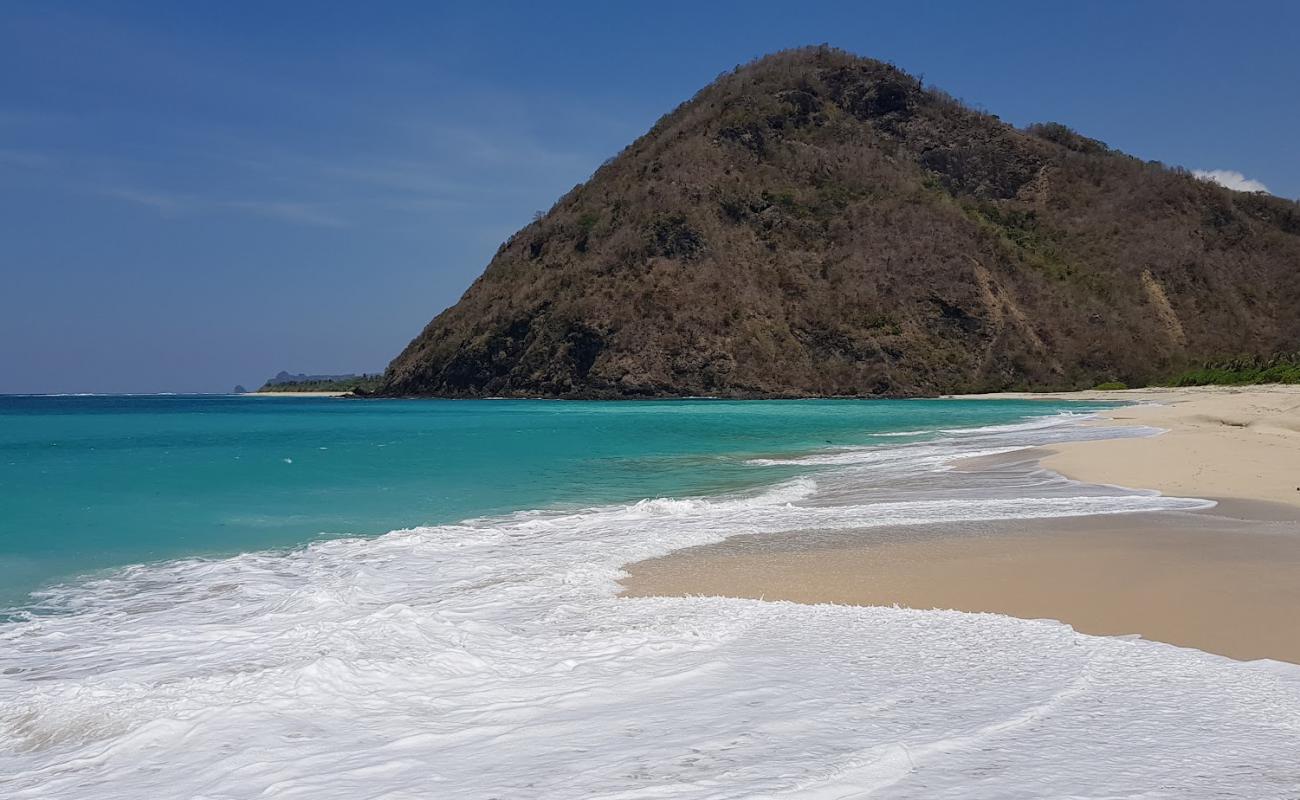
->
{"left": 257, "top": 373, "right": 383, "bottom": 393}
{"left": 381, "top": 47, "right": 1300, "bottom": 399}
{"left": 1169, "top": 353, "right": 1300, "bottom": 386}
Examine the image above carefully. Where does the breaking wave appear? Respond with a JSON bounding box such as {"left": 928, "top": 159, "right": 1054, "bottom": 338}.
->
{"left": 2, "top": 412, "right": 1298, "bottom": 798}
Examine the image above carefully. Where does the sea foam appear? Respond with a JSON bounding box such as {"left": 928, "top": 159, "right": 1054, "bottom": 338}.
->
{"left": 2, "top": 413, "right": 1298, "bottom": 798}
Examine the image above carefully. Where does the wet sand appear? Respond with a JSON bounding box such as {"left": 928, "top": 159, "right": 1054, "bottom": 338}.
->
{"left": 624, "top": 386, "right": 1300, "bottom": 664}
{"left": 622, "top": 506, "right": 1300, "bottom": 663}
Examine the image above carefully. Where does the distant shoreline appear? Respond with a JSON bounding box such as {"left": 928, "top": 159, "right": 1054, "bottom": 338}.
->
{"left": 246, "top": 391, "right": 350, "bottom": 397}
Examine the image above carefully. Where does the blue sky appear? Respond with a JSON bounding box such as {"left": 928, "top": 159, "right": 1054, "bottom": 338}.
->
{"left": 3, "top": 0, "right": 1297, "bottom": 393}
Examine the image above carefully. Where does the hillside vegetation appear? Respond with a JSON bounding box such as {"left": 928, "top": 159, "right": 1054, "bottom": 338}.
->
{"left": 1170, "top": 353, "right": 1300, "bottom": 386}
{"left": 382, "top": 47, "right": 1300, "bottom": 398}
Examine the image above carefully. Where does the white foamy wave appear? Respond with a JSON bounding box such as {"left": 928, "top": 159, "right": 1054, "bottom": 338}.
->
{"left": 2, "top": 413, "right": 1297, "bottom": 798}
{"left": 937, "top": 410, "right": 1098, "bottom": 434}
{"left": 747, "top": 413, "right": 1159, "bottom": 468}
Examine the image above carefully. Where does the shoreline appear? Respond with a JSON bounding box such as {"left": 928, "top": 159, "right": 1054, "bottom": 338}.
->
{"left": 10, "top": 390, "right": 1300, "bottom": 795}
{"left": 623, "top": 385, "right": 1300, "bottom": 664}
{"left": 242, "top": 390, "right": 350, "bottom": 397}
{"left": 623, "top": 505, "right": 1300, "bottom": 663}
{"left": 954, "top": 384, "right": 1300, "bottom": 507}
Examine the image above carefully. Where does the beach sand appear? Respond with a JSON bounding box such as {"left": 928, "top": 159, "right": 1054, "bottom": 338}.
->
{"left": 623, "top": 385, "right": 1300, "bottom": 663}
{"left": 1011, "top": 385, "right": 1300, "bottom": 506}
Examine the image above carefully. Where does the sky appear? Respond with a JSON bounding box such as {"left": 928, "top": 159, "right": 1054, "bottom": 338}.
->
{"left": 2, "top": 0, "right": 1297, "bottom": 393}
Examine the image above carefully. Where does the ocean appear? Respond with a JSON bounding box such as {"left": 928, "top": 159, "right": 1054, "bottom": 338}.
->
{"left": 2, "top": 395, "right": 1298, "bottom": 798}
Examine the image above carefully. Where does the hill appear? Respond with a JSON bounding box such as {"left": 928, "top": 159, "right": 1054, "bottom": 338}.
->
{"left": 381, "top": 47, "right": 1300, "bottom": 398}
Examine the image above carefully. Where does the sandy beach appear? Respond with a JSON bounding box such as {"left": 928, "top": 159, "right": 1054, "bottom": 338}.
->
{"left": 986, "top": 385, "right": 1300, "bottom": 506}
{"left": 624, "top": 385, "right": 1300, "bottom": 663}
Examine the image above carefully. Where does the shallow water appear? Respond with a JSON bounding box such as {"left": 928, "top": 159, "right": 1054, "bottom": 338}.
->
{"left": 0, "top": 394, "right": 1106, "bottom": 608}
{"left": 2, "top": 396, "right": 1298, "bottom": 798}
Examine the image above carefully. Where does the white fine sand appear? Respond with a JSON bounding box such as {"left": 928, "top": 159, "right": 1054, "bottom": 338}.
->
{"left": 976, "top": 385, "right": 1300, "bottom": 507}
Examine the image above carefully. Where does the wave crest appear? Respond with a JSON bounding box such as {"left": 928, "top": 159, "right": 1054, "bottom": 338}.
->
{"left": 4, "top": 411, "right": 1297, "bottom": 799}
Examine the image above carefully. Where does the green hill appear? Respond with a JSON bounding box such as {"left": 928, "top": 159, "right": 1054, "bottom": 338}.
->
{"left": 382, "top": 47, "right": 1300, "bottom": 398}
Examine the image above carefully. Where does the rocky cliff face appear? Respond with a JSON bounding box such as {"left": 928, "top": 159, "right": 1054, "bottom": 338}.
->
{"left": 382, "top": 47, "right": 1300, "bottom": 397}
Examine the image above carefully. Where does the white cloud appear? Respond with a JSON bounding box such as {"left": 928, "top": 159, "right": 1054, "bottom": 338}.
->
{"left": 224, "top": 200, "right": 348, "bottom": 229}
{"left": 99, "top": 186, "right": 193, "bottom": 215}
{"left": 1192, "top": 169, "right": 1271, "bottom": 194}
{"left": 98, "top": 185, "right": 347, "bottom": 228}
{"left": 0, "top": 148, "right": 54, "bottom": 169}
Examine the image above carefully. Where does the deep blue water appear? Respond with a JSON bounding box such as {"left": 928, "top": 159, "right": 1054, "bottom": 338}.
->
{"left": 0, "top": 394, "right": 1104, "bottom": 608}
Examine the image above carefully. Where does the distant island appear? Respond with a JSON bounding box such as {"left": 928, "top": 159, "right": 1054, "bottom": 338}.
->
{"left": 255, "top": 371, "right": 383, "bottom": 394}
{"left": 378, "top": 46, "right": 1300, "bottom": 399}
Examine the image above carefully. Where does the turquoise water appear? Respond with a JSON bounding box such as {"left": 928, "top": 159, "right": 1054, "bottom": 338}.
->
{"left": 0, "top": 395, "right": 1103, "bottom": 608}
{"left": 10, "top": 394, "right": 1293, "bottom": 800}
